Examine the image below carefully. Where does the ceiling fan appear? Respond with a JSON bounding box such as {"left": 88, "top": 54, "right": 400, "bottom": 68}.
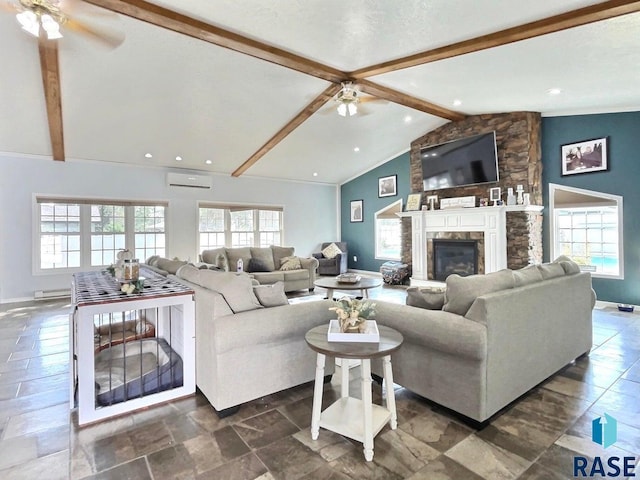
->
{"left": 322, "top": 82, "right": 388, "bottom": 117}
{"left": 4, "top": 0, "right": 123, "bottom": 47}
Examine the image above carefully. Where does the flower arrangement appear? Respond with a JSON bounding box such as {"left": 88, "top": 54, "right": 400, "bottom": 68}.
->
{"left": 329, "top": 296, "right": 376, "bottom": 333}
{"left": 120, "top": 279, "right": 144, "bottom": 295}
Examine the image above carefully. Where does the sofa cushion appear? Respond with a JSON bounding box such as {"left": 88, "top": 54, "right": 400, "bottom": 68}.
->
{"left": 197, "top": 270, "right": 263, "bottom": 313}
{"left": 553, "top": 256, "right": 582, "bottom": 275}
{"left": 283, "top": 269, "right": 309, "bottom": 281}
{"left": 537, "top": 262, "right": 565, "bottom": 280}
{"left": 253, "top": 281, "right": 289, "bottom": 307}
{"left": 246, "top": 257, "right": 271, "bottom": 273}
{"left": 513, "top": 265, "right": 544, "bottom": 287}
{"left": 321, "top": 242, "right": 342, "bottom": 259}
{"left": 156, "top": 258, "right": 188, "bottom": 274}
{"left": 406, "top": 287, "right": 446, "bottom": 310}
{"left": 271, "top": 246, "right": 295, "bottom": 270}
{"left": 250, "top": 247, "right": 276, "bottom": 271}
{"left": 226, "top": 248, "right": 252, "bottom": 272}
{"left": 280, "top": 256, "right": 302, "bottom": 271}
{"left": 443, "top": 269, "right": 515, "bottom": 316}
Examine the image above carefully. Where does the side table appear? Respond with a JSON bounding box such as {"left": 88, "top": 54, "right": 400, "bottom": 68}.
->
{"left": 305, "top": 324, "right": 403, "bottom": 461}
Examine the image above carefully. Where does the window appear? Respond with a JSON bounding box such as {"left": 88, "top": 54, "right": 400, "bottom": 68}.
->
{"left": 549, "top": 184, "right": 623, "bottom": 278}
{"left": 35, "top": 198, "right": 167, "bottom": 273}
{"left": 375, "top": 199, "right": 403, "bottom": 260}
{"left": 198, "top": 204, "right": 283, "bottom": 252}
{"left": 40, "top": 203, "right": 81, "bottom": 269}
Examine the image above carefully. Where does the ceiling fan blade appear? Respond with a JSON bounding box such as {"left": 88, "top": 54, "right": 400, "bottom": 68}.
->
{"left": 65, "top": 16, "right": 124, "bottom": 48}
{"left": 359, "top": 95, "right": 388, "bottom": 105}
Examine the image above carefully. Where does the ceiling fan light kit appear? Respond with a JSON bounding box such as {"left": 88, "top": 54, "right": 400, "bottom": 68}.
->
{"left": 336, "top": 82, "right": 359, "bottom": 117}
{"left": 16, "top": 1, "right": 64, "bottom": 40}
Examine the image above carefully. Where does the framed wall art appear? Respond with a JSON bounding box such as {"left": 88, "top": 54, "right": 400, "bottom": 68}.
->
{"left": 405, "top": 193, "right": 422, "bottom": 211}
{"left": 350, "top": 200, "right": 363, "bottom": 222}
{"left": 561, "top": 137, "right": 608, "bottom": 176}
{"left": 378, "top": 175, "right": 397, "bottom": 197}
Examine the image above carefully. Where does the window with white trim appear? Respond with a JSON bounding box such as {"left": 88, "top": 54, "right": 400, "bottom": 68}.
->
{"left": 375, "top": 199, "right": 403, "bottom": 261}
{"left": 36, "top": 198, "right": 167, "bottom": 273}
{"left": 198, "top": 204, "right": 283, "bottom": 252}
{"left": 550, "top": 184, "right": 623, "bottom": 278}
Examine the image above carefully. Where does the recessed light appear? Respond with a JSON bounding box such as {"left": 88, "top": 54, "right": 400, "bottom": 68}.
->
{"left": 548, "top": 88, "right": 562, "bottom": 95}
{"left": 354, "top": 147, "right": 360, "bottom": 152}
{"left": 144, "top": 153, "right": 153, "bottom": 159}
{"left": 205, "top": 160, "right": 212, "bottom": 165}
{"left": 175, "top": 156, "right": 182, "bottom": 161}
{"left": 404, "top": 115, "right": 412, "bottom": 124}
{"left": 453, "top": 99, "right": 462, "bottom": 107}
{"left": 313, "top": 172, "right": 318, "bottom": 177}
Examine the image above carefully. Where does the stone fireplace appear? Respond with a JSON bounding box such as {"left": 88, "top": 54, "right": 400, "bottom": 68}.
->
{"left": 432, "top": 239, "right": 478, "bottom": 281}
{"left": 400, "top": 111, "right": 544, "bottom": 280}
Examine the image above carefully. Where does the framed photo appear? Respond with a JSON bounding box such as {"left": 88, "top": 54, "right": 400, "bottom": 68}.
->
{"left": 350, "top": 200, "right": 363, "bottom": 222}
{"left": 489, "top": 187, "right": 501, "bottom": 203}
{"left": 378, "top": 175, "right": 397, "bottom": 197}
{"left": 561, "top": 137, "right": 608, "bottom": 176}
{"left": 406, "top": 193, "right": 422, "bottom": 211}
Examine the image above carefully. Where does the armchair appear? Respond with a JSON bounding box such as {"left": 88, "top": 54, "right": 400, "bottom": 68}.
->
{"left": 313, "top": 242, "right": 348, "bottom": 276}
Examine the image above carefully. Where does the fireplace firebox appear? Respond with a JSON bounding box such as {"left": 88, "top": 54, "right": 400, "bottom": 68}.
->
{"left": 432, "top": 239, "right": 478, "bottom": 281}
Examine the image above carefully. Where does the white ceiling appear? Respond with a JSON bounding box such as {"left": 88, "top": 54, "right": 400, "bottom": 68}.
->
{"left": 1, "top": 0, "right": 639, "bottom": 185}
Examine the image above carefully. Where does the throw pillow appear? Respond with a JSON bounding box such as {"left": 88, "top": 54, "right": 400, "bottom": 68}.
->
{"left": 559, "top": 260, "right": 581, "bottom": 275}
{"left": 246, "top": 258, "right": 271, "bottom": 273}
{"left": 197, "top": 270, "right": 263, "bottom": 313}
{"left": 253, "top": 281, "right": 289, "bottom": 307}
{"left": 271, "top": 245, "right": 295, "bottom": 270}
{"left": 513, "top": 265, "right": 543, "bottom": 287}
{"left": 250, "top": 247, "right": 276, "bottom": 271}
{"left": 156, "top": 258, "right": 188, "bottom": 274}
{"left": 280, "top": 256, "right": 302, "bottom": 271}
{"left": 537, "top": 262, "right": 565, "bottom": 280}
{"left": 406, "top": 286, "right": 446, "bottom": 310}
{"left": 443, "top": 269, "right": 515, "bottom": 316}
{"left": 215, "top": 253, "right": 229, "bottom": 271}
{"left": 321, "top": 242, "right": 342, "bottom": 260}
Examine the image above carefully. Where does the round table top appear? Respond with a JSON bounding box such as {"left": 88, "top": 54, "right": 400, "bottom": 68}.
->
{"left": 305, "top": 324, "right": 403, "bottom": 359}
{"left": 313, "top": 276, "right": 383, "bottom": 291}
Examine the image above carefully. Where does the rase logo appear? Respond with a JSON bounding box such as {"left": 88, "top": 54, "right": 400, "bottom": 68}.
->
{"left": 573, "top": 413, "right": 636, "bottom": 478}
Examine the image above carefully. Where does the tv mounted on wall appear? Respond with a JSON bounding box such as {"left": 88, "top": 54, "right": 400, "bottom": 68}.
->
{"left": 421, "top": 131, "right": 499, "bottom": 191}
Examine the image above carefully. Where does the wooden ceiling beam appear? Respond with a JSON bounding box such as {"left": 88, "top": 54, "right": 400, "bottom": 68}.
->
{"left": 356, "top": 79, "right": 465, "bottom": 121}
{"left": 231, "top": 84, "right": 342, "bottom": 177}
{"left": 351, "top": 0, "right": 640, "bottom": 78}
{"left": 38, "top": 38, "right": 65, "bottom": 161}
{"left": 83, "top": 0, "right": 347, "bottom": 84}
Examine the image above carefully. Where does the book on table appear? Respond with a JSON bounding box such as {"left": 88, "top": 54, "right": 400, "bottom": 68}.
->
{"left": 336, "top": 273, "right": 361, "bottom": 284}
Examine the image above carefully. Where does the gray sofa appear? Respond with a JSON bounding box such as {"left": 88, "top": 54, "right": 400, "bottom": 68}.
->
{"left": 201, "top": 246, "right": 318, "bottom": 293}
{"left": 370, "top": 258, "right": 595, "bottom": 424}
{"left": 171, "top": 265, "right": 334, "bottom": 415}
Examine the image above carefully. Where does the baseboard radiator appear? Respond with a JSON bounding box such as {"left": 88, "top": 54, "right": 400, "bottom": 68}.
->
{"left": 34, "top": 289, "right": 71, "bottom": 300}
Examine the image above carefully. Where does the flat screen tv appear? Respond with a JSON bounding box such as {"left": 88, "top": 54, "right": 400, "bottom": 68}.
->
{"left": 421, "top": 131, "right": 499, "bottom": 191}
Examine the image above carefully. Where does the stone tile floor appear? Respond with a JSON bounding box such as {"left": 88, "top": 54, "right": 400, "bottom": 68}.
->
{"left": 0, "top": 284, "right": 638, "bottom": 479}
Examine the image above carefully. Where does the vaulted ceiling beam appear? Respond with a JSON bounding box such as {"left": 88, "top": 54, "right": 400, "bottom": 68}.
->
{"left": 356, "top": 79, "right": 465, "bottom": 121}
{"left": 38, "top": 38, "right": 65, "bottom": 161}
{"left": 232, "top": 84, "right": 342, "bottom": 177}
{"left": 83, "top": 0, "right": 347, "bottom": 84}
{"left": 350, "top": 0, "right": 640, "bottom": 78}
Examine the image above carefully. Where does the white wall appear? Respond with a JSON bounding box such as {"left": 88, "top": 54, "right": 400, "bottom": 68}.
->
{"left": 0, "top": 154, "right": 338, "bottom": 302}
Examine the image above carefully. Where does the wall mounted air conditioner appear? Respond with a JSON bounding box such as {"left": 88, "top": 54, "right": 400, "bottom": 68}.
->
{"left": 167, "top": 172, "right": 212, "bottom": 189}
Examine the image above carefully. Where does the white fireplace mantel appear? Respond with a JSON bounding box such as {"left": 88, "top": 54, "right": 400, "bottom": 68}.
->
{"left": 397, "top": 205, "right": 543, "bottom": 286}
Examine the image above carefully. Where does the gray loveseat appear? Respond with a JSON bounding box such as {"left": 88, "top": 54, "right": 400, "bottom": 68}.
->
{"left": 201, "top": 246, "right": 318, "bottom": 293}
{"left": 370, "top": 258, "right": 595, "bottom": 425}
{"left": 171, "top": 265, "right": 334, "bottom": 415}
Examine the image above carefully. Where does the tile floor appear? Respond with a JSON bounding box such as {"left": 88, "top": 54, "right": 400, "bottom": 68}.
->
{"left": 0, "top": 284, "right": 639, "bottom": 479}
